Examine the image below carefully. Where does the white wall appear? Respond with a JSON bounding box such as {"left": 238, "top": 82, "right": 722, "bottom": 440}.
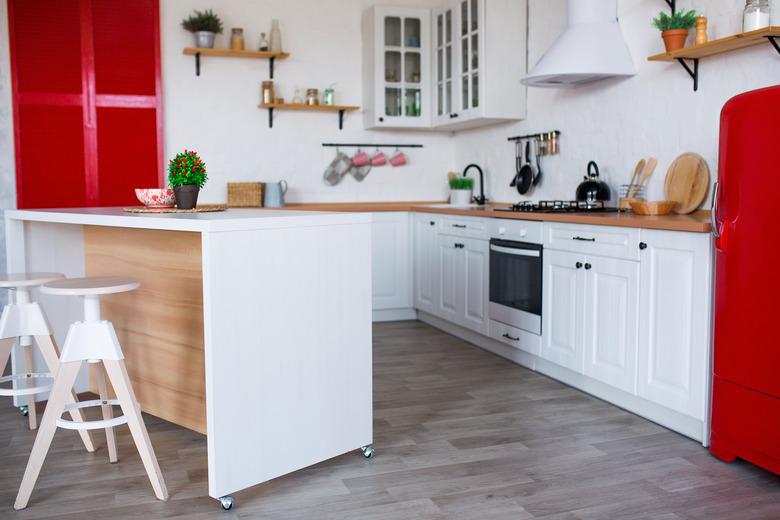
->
{"left": 0, "top": 0, "right": 16, "bottom": 305}
{"left": 161, "top": 0, "right": 453, "bottom": 204}
{"left": 453, "top": 0, "right": 780, "bottom": 204}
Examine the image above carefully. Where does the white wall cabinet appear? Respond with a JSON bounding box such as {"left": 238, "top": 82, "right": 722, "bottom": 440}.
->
{"left": 432, "top": 0, "right": 527, "bottom": 130}
{"left": 362, "top": 6, "right": 432, "bottom": 129}
{"left": 363, "top": 1, "right": 526, "bottom": 132}
{"left": 637, "top": 230, "right": 713, "bottom": 421}
{"left": 371, "top": 213, "right": 412, "bottom": 316}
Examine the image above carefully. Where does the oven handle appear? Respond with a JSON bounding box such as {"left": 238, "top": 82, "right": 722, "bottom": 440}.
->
{"left": 490, "top": 244, "right": 541, "bottom": 257}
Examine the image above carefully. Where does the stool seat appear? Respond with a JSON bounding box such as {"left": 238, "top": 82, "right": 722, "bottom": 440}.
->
{"left": 0, "top": 273, "right": 64, "bottom": 288}
{"left": 41, "top": 276, "right": 139, "bottom": 296}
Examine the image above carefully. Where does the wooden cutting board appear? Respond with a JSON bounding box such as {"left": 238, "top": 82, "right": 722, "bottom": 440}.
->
{"left": 664, "top": 153, "right": 710, "bottom": 214}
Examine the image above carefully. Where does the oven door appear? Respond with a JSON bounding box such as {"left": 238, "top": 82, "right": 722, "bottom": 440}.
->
{"left": 489, "top": 239, "right": 542, "bottom": 335}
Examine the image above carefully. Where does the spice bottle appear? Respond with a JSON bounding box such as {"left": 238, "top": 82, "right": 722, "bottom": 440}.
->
{"left": 258, "top": 32, "right": 269, "bottom": 51}
{"left": 305, "top": 88, "right": 319, "bottom": 106}
{"left": 230, "top": 28, "right": 245, "bottom": 51}
{"left": 261, "top": 81, "right": 275, "bottom": 105}
{"left": 695, "top": 17, "right": 708, "bottom": 44}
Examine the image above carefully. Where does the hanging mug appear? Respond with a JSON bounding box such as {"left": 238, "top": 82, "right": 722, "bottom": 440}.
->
{"left": 390, "top": 150, "right": 407, "bottom": 167}
{"left": 264, "top": 180, "right": 288, "bottom": 208}
{"left": 371, "top": 150, "right": 387, "bottom": 166}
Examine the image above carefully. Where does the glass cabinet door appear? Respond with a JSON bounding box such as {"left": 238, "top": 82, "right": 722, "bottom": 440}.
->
{"left": 383, "top": 14, "right": 423, "bottom": 120}
{"left": 434, "top": 8, "right": 453, "bottom": 120}
{"left": 459, "top": 0, "right": 479, "bottom": 112}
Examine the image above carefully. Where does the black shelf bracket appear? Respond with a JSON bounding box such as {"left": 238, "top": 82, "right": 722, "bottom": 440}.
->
{"left": 676, "top": 58, "right": 699, "bottom": 91}
{"left": 767, "top": 36, "right": 780, "bottom": 55}
{"left": 195, "top": 52, "right": 201, "bottom": 76}
{"left": 665, "top": 0, "right": 676, "bottom": 14}
{"left": 269, "top": 57, "right": 275, "bottom": 79}
{"left": 338, "top": 110, "right": 345, "bottom": 130}
{"left": 268, "top": 107, "right": 273, "bottom": 128}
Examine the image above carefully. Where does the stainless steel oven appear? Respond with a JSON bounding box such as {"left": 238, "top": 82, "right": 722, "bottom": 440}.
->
{"left": 489, "top": 238, "right": 542, "bottom": 335}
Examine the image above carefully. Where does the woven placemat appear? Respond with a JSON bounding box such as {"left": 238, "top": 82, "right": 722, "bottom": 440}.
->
{"left": 123, "top": 204, "right": 227, "bottom": 214}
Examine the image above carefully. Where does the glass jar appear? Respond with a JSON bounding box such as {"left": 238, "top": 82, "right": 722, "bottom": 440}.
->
{"left": 305, "top": 88, "right": 319, "bottom": 106}
{"left": 258, "top": 32, "right": 269, "bottom": 52}
{"left": 261, "top": 81, "right": 274, "bottom": 105}
{"left": 743, "top": 0, "right": 770, "bottom": 32}
{"left": 292, "top": 88, "right": 304, "bottom": 104}
{"left": 230, "top": 28, "right": 245, "bottom": 51}
{"left": 322, "top": 86, "right": 335, "bottom": 106}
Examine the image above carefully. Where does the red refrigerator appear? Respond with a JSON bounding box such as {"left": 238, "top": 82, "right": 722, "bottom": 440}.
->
{"left": 710, "top": 85, "right": 780, "bottom": 474}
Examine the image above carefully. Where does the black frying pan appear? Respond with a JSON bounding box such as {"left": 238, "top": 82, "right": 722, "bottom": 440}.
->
{"left": 516, "top": 140, "right": 533, "bottom": 195}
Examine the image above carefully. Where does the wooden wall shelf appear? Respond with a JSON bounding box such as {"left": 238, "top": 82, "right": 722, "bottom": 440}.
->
{"left": 258, "top": 103, "right": 360, "bottom": 130}
{"left": 183, "top": 48, "right": 290, "bottom": 78}
{"left": 648, "top": 27, "right": 780, "bottom": 91}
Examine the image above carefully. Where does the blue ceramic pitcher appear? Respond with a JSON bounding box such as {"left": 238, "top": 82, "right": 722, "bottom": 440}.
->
{"left": 264, "top": 180, "right": 288, "bottom": 208}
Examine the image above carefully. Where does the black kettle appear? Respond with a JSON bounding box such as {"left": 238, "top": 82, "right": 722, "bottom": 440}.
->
{"left": 576, "top": 161, "right": 611, "bottom": 203}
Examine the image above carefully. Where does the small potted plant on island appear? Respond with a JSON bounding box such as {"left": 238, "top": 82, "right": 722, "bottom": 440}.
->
{"left": 449, "top": 177, "right": 474, "bottom": 207}
{"left": 653, "top": 9, "right": 698, "bottom": 52}
{"left": 169, "top": 150, "right": 208, "bottom": 209}
{"left": 182, "top": 9, "right": 224, "bottom": 49}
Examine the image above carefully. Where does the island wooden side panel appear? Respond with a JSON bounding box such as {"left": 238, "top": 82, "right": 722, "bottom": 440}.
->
{"left": 84, "top": 225, "right": 206, "bottom": 434}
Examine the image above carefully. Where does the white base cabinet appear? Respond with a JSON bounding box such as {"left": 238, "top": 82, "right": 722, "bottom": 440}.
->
{"left": 409, "top": 215, "right": 713, "bottom": 443}
{"left": 371, "top": 213, "right": 413, "bottom": 319}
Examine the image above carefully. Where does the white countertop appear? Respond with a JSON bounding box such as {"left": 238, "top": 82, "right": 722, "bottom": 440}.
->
{"left": 4, "top": 207, "right": 371, "bottom": 233}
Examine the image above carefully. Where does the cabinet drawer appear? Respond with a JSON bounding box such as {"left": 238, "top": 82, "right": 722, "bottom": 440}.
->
{"left": 440, "top": 216, "right": 488, "bottom": 239}
{"left": 489, "top": 320, "right": 541, "bottom": 356}
{"left": 487, "top": 218, "right": 542, "bottom": 243}
{"left": 543, "top": 223, "right": 640, "bottom": 260}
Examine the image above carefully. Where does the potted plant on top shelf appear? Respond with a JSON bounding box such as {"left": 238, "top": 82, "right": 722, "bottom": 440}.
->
{"left": 169, "top": 150, "right": 208, "bottom": 209}
{"left": 653, "top": 9, "right": 698, "bottom": 52}
{"left": 182, "top": 9, "right": 224, "bottom": 49}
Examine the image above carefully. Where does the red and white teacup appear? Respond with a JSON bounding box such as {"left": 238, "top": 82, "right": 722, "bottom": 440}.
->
{"left": 390, "top": 150, "right": 407, "bottom": 167}
{"left": 352, "top": 151, "right": 370, "bottom": 167}
{"left": 371, "top": 151, "right": 387, "bottom": 166}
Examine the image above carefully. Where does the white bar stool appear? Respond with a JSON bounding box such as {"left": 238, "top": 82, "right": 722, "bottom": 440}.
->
{"left": 0, "top": 272, "right": 95, "bottom": 452}
{"left": 14, "top": 276, "right": 168, "bottom": 510}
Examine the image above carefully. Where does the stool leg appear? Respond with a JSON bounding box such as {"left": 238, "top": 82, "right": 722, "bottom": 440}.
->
{"left": 22, "top": 342, "right": 38, "bottom": 430}
{"left": 14, "top": 360, "right": 82, "bottom": 511}
{"left": 103, "top": 359, "right": 168, "bottom": 501}
{"left": 95, "top": 362, "right": 118, "bottom": 463}
{"left": 34, "top": 335, "right": 96, "bottom": 453}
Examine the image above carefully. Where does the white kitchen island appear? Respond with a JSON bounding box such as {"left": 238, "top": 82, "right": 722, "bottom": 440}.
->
{"left": 3, "top": 208, "right": 373, "bottom": 507}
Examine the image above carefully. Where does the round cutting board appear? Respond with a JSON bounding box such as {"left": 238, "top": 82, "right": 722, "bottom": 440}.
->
{"left": 664, "top": 153, "right": 710, "bottom": 214}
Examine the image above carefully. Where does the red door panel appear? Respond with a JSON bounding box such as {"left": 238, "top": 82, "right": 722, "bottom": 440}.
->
{"left": 91, "top": 0, "right": 157, "bottom": 96}
{"left": 96, "top": 107, "right": 159, "bottom": 206}
{"left": 17, "top": 105, "right": 87, "bottom": 208}
{"left": 10, "top": 0, "right": 83, "bottom": 94}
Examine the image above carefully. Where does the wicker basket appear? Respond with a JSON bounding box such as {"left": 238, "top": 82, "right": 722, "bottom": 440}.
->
{"left": 227, "top": 182, "right": 264, "bottom": 208}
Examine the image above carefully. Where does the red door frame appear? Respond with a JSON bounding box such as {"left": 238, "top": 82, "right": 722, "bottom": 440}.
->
{"left": 7, "top": 0, "right": 164, "bottom": 208}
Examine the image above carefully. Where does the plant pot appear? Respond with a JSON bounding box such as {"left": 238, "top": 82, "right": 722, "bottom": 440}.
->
{"left": 173, "top": 185, "right": 200, "bottom": 209}
{"left": 449, "top": 189, "right": 473, "bottom": 207}
{"left": 661, "top": 29, "right": 689, "bottom": 52}
{"left": 195, "top": 31, "right": 216, "bottom": 48}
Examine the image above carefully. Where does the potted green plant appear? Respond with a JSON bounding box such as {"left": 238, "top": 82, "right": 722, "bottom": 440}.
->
{"left": 449, "top": 177, "right": 475, "bottom": 207}
{"left": 652, "top": 10, "right": 698, "bottom": 52}
{"left": 168, "top": 150, "right": 208, "bottom": 209}
{"left": 181, "top": 9, "right": 224, "bottom": 49}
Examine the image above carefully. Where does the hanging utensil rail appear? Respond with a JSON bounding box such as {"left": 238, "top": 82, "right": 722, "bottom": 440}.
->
{"left": 506, "top": 130, "right": 561, "bottom": 142}
{"left": 322, "top": 143, "right": 423, "bottom": 148}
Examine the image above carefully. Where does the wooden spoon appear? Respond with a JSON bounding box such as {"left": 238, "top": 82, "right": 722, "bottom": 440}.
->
{"left": 632, "top": 157, "right": 657, "bottom": 198}
{"left": 626, "top": 159, "right": 645, "bottom": 198}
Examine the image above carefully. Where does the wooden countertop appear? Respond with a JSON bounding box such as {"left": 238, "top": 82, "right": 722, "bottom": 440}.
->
{"left": 281, "top": 202, "right": 712, "bottom": 233}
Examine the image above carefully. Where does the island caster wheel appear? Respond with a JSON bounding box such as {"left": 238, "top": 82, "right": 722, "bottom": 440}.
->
{"left": 361, "top": 445, "right": 375, "bottom": 459}
{"left": 20, "top": 405, "right": 29, "bottom": 417}
{"left": 219, "top": 496, "right": 234, "bottom": 511}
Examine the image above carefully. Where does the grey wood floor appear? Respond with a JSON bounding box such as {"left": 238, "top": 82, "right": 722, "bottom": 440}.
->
{"left": 2, "top": 320, "right": 780, "bottom": 519}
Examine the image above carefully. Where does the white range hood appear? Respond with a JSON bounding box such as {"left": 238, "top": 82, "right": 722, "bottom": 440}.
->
{"left": 522, "top": 0, "right": 636, "bottom": 88}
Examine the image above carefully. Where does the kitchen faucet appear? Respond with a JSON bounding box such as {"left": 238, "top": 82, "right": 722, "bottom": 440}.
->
{"left": 462, "top": 164, "right": 487, "bottom": 206}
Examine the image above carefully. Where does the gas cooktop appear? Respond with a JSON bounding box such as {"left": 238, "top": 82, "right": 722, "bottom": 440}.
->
{"left": 494, "top": 200, "right": 620, "bottom": 213}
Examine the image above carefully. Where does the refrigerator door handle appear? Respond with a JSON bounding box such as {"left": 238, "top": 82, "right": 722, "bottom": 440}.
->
{"left": 711, "top": 181, "right": 721, "bottom": 239}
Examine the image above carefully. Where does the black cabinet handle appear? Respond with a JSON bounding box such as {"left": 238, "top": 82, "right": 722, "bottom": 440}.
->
{"left": 453, "top": 224, "right": 467, "bottom": 228}
{"left": 573, "top": 236, "right": 596, "bottom": 242}
{"left": 639, "top": 242, "right": 647, "bottom": 250}
{"left": 584, "top": 263, "right": 592, "bottom": 270}
{"left": 576, "top": 262, "right": 583, "bottom": 269}
{"left": 449, "top": 113, "right": 459, "bottom": 118}
{"left": 454, "top": 243, "right": 465, "bottom": 249}
{"left": 378, "top": 117, "right": 384, "bottom": 122}
{"left": 502, "top": 333, "right": 519, "bottom": 341}
{"left": 429, "top": 221, "right": 435, "bottom": 226}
